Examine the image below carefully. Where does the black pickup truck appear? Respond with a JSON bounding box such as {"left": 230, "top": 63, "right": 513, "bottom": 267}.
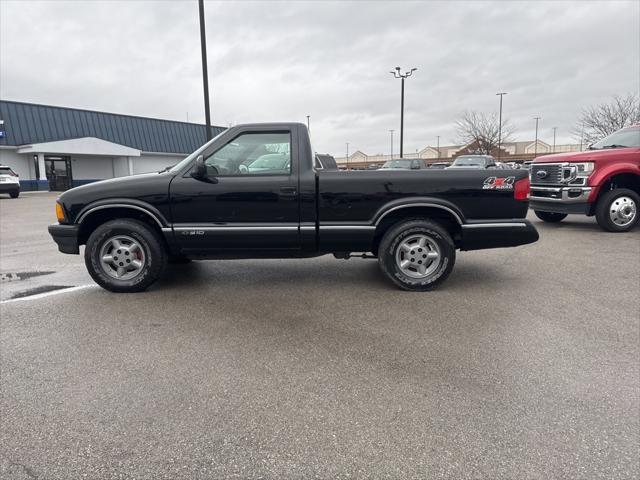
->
{"left": 49, "top": 123, "right": 538, "bottom": 292}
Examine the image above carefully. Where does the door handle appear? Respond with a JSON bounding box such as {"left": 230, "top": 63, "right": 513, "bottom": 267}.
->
{"left": 279, "top": 186, "right": 297, "bottom": 197}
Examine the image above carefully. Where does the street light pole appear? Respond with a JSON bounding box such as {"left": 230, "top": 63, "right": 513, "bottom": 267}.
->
{"left": 306, "top": 115, "right": 310, "bottom": 132}
{"left": 346, "top": 142, "right": 350, "bottom": 170}
{"left": 390, "top": 67, "right": 417, "bottom": 158}
{"left": 552, "top": 126, "right": 557, "bottom": 152}
{"left": 496, "top": 92, "right": 507, "bottom": 160}
{"left": 436, "top": 135, "right": 440, "bottom": 159}
{"left": 198, "top": 0, "right": 212, "bottom": 141}
{"left": 389, "top": 130, "right": 394, "bottom": 159}
{"left": 534, "top": 117, "right": 541, "bottom": 158}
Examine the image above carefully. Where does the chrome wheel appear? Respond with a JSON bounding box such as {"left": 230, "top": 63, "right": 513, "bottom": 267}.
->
{"left": 395, "top": 234, "right": 441, "bottom": 279}
{"left": 609, "top": 196, "right": 637, "bottom": 227}
{"left": 99, "top": 235, "right": 146, "bottom": 280}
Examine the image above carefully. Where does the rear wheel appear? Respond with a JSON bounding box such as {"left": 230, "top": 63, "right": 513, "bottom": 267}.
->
{"left": 595, "top": 188, "right": 639, "bottom": 232}
{"left": 85, "top": 219, "right": 167, "bottom": 292}
{"left": 534, "top": 211, "right": 567, "bottom": 223}
{"left": 9, "top": 190, "right": 19, "bottom": 198}
{"left": 378, "top": 219, "right": 455, "bottom": 291}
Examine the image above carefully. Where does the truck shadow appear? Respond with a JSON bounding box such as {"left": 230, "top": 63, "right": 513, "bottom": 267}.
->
{"left": 157, "top": 257, "right": 506, "bottom": 293}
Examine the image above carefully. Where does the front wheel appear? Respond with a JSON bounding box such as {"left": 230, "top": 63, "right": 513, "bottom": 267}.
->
{"left": 595, "top": 188, "right": 639, "bottom": 232}
{"left": 85, "top": 219, "right": 167, "bottom": 292}
{"left": 534, "top": 211, "right": 567, "bottom": 223}
{"left": 378, "top": 219, "right": 456, "bottom": 291}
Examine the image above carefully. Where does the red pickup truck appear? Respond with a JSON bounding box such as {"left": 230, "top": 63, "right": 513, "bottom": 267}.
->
{"left": 529, "top": 125, "right": 640, "bottom": 232}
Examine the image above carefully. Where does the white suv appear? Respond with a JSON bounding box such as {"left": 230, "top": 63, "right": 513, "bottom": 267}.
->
{"left": 0, "top": 165, "right": 20, "bottom": 198}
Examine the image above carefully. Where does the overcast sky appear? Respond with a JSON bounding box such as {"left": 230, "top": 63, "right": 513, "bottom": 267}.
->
{"left": 1, "top": 0, "right": 638, "bottom": 156}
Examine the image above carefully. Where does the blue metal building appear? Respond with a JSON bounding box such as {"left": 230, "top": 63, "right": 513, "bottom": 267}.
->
{"left": 0, "top": 100, "right": 224, "bottom": 191}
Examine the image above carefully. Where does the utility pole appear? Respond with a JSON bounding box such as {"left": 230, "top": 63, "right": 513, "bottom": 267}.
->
{"left": 198, "top": 0, "right": 212, "bottom": 141}
{"left": 496, "top": 92, "right": 507, "bottom": 160}
{"left": 552, "top": 127, "right": 557, "bottom": 152}
{"left": 306, "top": 115, "right": 310, "bottom": 132}
{"left": 346, "top": 142, "right": 350, "bottom": 170}
{"left": 437, "top": 135, "right": 440, "bottom": 159}
{"left": 389, "top": 130, "right": 394, "bottom": 159}
{"left": 390, "top": 67, "right": 417, "bottom": 158}
{"left": 534, "top": 117, "right": 541, "bottom": 157}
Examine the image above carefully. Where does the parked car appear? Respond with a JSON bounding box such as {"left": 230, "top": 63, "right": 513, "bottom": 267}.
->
{"left": 447, "top": 155, "right": 497, "bottom": 169}
{"left": 529, "top": 125, "right": 640, "bottom": 232}
{"left": 49, "top": 123, "right": 538, "bottom": 293}
{"left": 244, "top": 153, "right": 290, "bottom": 174}
{"left": 379, "top": 159, "right": 427, "bottom": 170}
{"left": 429, "top": 162, "right": 451, "bottom": 169}
{"left": 0, "top": 165, "right": 20, "bottom": 198}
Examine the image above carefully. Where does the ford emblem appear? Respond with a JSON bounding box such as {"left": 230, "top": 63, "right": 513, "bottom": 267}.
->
{"left": 536, "top": 170, "right": 548, "bottom": 179}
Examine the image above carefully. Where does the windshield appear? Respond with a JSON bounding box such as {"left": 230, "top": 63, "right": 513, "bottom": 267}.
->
{"left": 453, "top": 156, "right": 486, "bottom": 167}
{"left": 590, "top": 127, "right": 640, "bottom": 149}
{"left": 381, "top": 160, "right": 413, "bottom": 169}
{"left": 168, "top": 129, "right": 228, "bottom": 173}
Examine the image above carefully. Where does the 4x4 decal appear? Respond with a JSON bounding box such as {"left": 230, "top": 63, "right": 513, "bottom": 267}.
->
{"left": 483, "top": 176, "right": 515, "bottom": 190}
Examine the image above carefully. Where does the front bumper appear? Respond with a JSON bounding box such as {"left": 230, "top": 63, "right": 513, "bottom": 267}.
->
{"left": 48, "top": 223, "right": 80, "bottom": 254}
{"left": 459, "top": 219, "right": 539, "bottom": 251}
{"left": 529, "top": 185, "right": 592, "bottom": 215}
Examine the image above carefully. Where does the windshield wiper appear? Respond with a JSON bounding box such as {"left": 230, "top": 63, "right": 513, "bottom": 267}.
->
{"left": 158, "top": 165, "right": 174, "bottom": 173}
{"left": 600, "top": 144, "right": 629, "bottom": 149}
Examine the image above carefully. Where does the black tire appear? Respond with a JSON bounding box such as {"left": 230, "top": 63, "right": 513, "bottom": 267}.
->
{"left": 9, "top": 190, "right": 19, "bottom": 198}
{"left": 378, "top": 219, "right": 456, "bottom": 291}
{"left": 534, "top": 211, "right": 567, "bottom": 223}
{"left": 595, "top": 188, "right": 640, "bottom": 232}
{"left": 84, "top": 219, "right": 167, "bottom": 292}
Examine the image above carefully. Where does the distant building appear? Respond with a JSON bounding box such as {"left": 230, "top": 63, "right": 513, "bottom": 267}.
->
{"left": 0, "top": 100, "right": 224, "bottom": 191}
{"left": 335, "top": 139, "right": 582, "bottom": 168}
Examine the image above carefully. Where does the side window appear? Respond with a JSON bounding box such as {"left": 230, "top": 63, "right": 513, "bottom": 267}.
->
{"left": 204, "top": 132, "right": 291, "bottom": 176}
{"left": 411, "top": 160, "right": 421, "bottom": 169}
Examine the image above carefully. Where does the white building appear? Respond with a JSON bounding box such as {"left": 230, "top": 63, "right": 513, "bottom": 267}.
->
{"left": 0, "top": 100, "right": 224, "bottom": 191}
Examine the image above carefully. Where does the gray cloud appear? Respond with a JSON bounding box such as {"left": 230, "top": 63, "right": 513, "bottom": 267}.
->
{"left": 1, "top": 0, "right": 638, "bottom": 156}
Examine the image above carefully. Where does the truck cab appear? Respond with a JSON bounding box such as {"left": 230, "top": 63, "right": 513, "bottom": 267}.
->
{"left": 529, "top": 125, "right": 640, "bottom": 232}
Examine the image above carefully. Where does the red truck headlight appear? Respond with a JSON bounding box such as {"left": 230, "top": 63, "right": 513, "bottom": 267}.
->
{"left": 572, "top": 162, "right": 595, "bottom": 174}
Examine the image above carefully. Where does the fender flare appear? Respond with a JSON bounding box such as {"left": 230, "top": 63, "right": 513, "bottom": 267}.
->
{"left": 75, "top": 200, "right": 168, "bottom": 228}
{"left": 372, "top": 197, "right": 465, "bottom": 226}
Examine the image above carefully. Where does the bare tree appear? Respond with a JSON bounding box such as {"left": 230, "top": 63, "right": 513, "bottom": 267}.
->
{"left": 455, "top": 111, "right": 515, "bottom": 155}
{"left": 574, "top": 93, "right": 640, "bottom": 145}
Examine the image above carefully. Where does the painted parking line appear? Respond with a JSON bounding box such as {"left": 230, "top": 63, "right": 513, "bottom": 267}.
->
{"left": 0, "top": 284, "right": 95, "bottom": 304}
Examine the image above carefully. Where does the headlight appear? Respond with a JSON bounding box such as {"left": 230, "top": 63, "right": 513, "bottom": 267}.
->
{"left": 571, "top": 162, "right": 595, "bottom": 175}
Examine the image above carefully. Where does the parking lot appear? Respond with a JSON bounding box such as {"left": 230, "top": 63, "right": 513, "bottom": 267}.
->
{"left": 1, "top": 192, "right": 638, "bottom": 478}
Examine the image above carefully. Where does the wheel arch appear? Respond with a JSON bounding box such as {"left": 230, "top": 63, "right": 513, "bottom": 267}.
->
{"left": 76, "top": 203, "right": 168, "bottom": 246}
{"left": 592, "top": 172, "right": 640, "bottom": 212}
{"left": 371, "top": 202, "right": 464, "bottom": 254}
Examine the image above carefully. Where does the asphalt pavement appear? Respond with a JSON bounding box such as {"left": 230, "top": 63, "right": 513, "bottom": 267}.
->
{"left": 1, "top": 192, "right": 638, "bottom": 479}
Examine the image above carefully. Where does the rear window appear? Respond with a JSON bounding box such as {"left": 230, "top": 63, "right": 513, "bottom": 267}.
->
{"left": 0, "top": 167, "right": 15, "bottom": 175}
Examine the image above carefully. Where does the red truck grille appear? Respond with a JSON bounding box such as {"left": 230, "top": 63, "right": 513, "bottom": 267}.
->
{"left": 531, "top": 164, "right": 563, "bottom": 184}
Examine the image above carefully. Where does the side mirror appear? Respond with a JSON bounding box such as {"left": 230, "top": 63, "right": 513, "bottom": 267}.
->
{"left": 191, "top": 155, "right": 206, "bottom": 178}
{"left": 190, "top": 155, "right": 218, "bottom": 183}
